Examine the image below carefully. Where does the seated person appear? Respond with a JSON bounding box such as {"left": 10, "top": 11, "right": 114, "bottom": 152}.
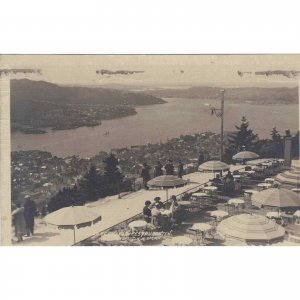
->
{"left": 170, "top": 195, "right": 179, "bottom": 213}
{"left": 151, "top": 196, "right": 165, "bottom": 209}
{"left": 211, "top": 174, "right": 223, "bottom": 186}
{"left": 143, "top": 200, "right": 152, "bottom": 223}
{"left": 151, "top": 204, "right": 162, "bottom": 227}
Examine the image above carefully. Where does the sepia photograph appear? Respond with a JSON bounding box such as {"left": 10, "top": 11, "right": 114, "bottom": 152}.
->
{"left": 0, "top": 54, "right": 299, "bottom": 246}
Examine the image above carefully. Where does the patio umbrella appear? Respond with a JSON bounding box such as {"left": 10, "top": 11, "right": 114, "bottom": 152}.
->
{"left": 232, "top": 151, "right": 259, "bottom": 161}
{"left": 44, "top": 206, "right": 101, "bottom": 244}
{"left": 217, "top": 214, "right": 285, "bottom": 243}
{"left": 147, "top": 175, "right": 187, "bottom": 200}
{"left": 275, "top": 169, "right": 300, "bottom": 187}
{"left": 251, "top": 187, "right": 300, "bottom": 209}
{"left": 198, "top": 160, "right": 229, "bottom": 176}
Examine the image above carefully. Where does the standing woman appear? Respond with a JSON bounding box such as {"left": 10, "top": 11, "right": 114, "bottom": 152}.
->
{"left": 177, "top": 160, "right": 184, "bottom": 178}
{"left": 12, "top": 203, "right": 26, "bottom": 242}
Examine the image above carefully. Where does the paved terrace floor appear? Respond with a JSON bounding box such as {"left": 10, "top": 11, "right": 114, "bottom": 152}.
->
{"left": 13, "top": 165, "right": 247, "bottom": 246}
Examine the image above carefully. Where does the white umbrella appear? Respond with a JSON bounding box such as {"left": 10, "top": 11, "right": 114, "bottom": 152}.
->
{"left": 275, "top": 169, "right": 300, "bottom": 186}
{"left": 217, "top": 214, "right": 285, "bottom": 243}
{"left": 232, "top": 151, "right": 259, "bottom": 161}
{"left": 44, "top": 206, "right": 101, "bottom": 244}
{"left": 147, "top": 175, "right": 187, "bottom": 200}
{"left": 252, "top": 187, "right": 300, "bottom": 209}
{"left": 293, "top": 210, "right": 300, "bottom": 218}
{"left": 198, "top": 160, "right": 229, "bottom": 173}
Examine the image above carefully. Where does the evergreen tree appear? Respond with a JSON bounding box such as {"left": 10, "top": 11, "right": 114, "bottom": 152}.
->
{"left": 269, "top": 127, "right": 283, "bottom": 158}
{"left": 228, "top": 116, "right": 258, "bottom": 152}
{"left": 223, "top": 116, "right": 258, "bottom": 163}
{"left": 78, "top": 164, "right": 102, "bottom": 201}
{"left": 103, "top": 153, "right": 124, "bottom": 195}
{"left": 271, "top": 127, "right": 281, "bottom": 142}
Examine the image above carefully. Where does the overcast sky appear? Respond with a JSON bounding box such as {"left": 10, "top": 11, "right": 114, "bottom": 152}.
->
{"left": 1, "top": 55, "right": 300, "bottom": 88}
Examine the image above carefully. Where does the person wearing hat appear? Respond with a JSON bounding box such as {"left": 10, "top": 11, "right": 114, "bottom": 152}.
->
{"left": 143, "top": 200, "right": 152, "bottom": 223}
{"left": 151, "top": 196, "right": 165, "bottom": 210}
{"left": 177, "top": 160, "right": 184, "bottom": 178}
{"left": 154, "top": 161, "right": 163, "bottom": 177}
{"left": 141, "top": 162, "right": 151, "bottom": 189}
{"left": 165, "top": 159, "right": 174, "bottom": 175}
{"left": 12, "top": 202, "right": 26, "bottom": 242}
{"left": 23, "top": 195, "right": 37, "bottom": 236}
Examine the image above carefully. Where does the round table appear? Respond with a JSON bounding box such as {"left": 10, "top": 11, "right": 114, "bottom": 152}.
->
{"left": 203, "top": 186, "right": 218, "bottom": 192}
{"left": 264, "top": 178, "right": 275, "bottom": 184}
{"left": 160, "top": 209, "right": 172, "bottom": 216}
{"left": 257, "top": 183, "right": 272, "bottom": 189}
{"left": 163, "top": 236, "right": 193, "bottom": 246}
{"left": 128, "top": 220, "right": 149, "bottom": 230}
{"left": 99, "top": 233, "right": 122, "bottom": 244}
{"left": 178, "top": 200, "right": 193, "bottom": 207}
{"left": 209, "top": 210, "right": 228, "bottom": 220}
{"left": 228, "top": 198, "right": 245, "bottom": 206}
{"left": 191, "top": 223, "right": 212, "bottom": 232}
{"left": 244, "top": 189, "right": 259, "bottom": 195}
{"left": 244, "top": 189, "right": 259, "bottom": 202}
{"left": 266, "top": 212, "right": 282, "bottom": 219}
{"left": 192, "top": 192, "right": 207, "bottom": 197}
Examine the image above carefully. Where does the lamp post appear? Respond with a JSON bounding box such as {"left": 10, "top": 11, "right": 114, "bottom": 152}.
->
{"left": 209, "top": 89, "right": 225, "bottom": 161}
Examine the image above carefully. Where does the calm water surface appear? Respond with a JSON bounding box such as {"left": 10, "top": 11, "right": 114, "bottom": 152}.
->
{"left": 11, "top": 98, "right": 299, "bottom": 157}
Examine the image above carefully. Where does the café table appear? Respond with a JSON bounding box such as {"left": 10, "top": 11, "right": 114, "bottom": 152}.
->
{"left": 264, "top": 178, "right": 275, "bottom": 184}
{"left": 292, "top": 188, "right": 300, "bottom": 193}
{"left": 257, "top": 183, "right": 272, "bottom": 189}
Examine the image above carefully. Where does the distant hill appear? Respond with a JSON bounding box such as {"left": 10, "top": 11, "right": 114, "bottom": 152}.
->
{"left": 11, "top": 79, "right": 166, "bottom": 106}
{"left": 144, "top": 86, "right": 298, "bottom": 104}
{"left": 11, "top": 79, "right": 166, "bottom": 133}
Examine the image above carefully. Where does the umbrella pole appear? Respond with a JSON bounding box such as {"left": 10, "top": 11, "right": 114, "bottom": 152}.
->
{"left": 73, "top": 226, "right": 76, "bottom": 244}
{"left": 166, "top": 189, "right": 168, "bottom": 207}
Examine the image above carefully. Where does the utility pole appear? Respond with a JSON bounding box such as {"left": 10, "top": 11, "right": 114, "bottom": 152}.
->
{"left": 220, "top": 89, "right": 225, "bottom": 161}
{"left": 209, "top": 89, "right": 225, "bottom": 161}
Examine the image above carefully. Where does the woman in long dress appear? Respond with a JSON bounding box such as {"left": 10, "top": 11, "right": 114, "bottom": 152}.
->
{"left": 12, "top": 204, "right": 26, "bottom": 242}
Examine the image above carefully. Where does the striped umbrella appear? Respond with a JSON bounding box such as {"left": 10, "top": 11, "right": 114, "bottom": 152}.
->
{"left": 147, "top": 175, "right": 187, "bottom": 200}
{"left": 251, "top": 187, "right": 300, "bottom": 209}
{"left": 275, "top": 169, "right": 300, "bottom": 187}
{"left": 217, "top": 213, "right": 285, "bottom": 243}
{"left": 198, "top": 160, "right": 229, "bottom": 172}
{"left": 232, "top": 151, "right": 259, "bottom": 161}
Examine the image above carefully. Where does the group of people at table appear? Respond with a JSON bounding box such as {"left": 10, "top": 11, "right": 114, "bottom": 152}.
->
{"left": 142, "top": 196, "right": 183, "bottom": 230}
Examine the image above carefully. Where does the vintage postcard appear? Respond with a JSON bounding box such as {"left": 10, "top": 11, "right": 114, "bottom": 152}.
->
{"left": 0, "top": 54, "right": 299, "bottom": 246}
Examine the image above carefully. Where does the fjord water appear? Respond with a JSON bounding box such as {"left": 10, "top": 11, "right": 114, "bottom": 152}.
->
{"left": 11, "top": 98, "right": 299, "bottom": 158}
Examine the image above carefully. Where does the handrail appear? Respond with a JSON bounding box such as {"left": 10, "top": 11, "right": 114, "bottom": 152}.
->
{"left": 74, "top": 163, "right": 280, "bottom": 245}
{"left": 74, "top": 179, "right": 210, "bottom": 245}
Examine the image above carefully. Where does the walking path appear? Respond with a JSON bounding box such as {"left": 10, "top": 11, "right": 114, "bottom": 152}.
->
{"left": 14, "top": 165, "right": 243, "bottom": 246}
